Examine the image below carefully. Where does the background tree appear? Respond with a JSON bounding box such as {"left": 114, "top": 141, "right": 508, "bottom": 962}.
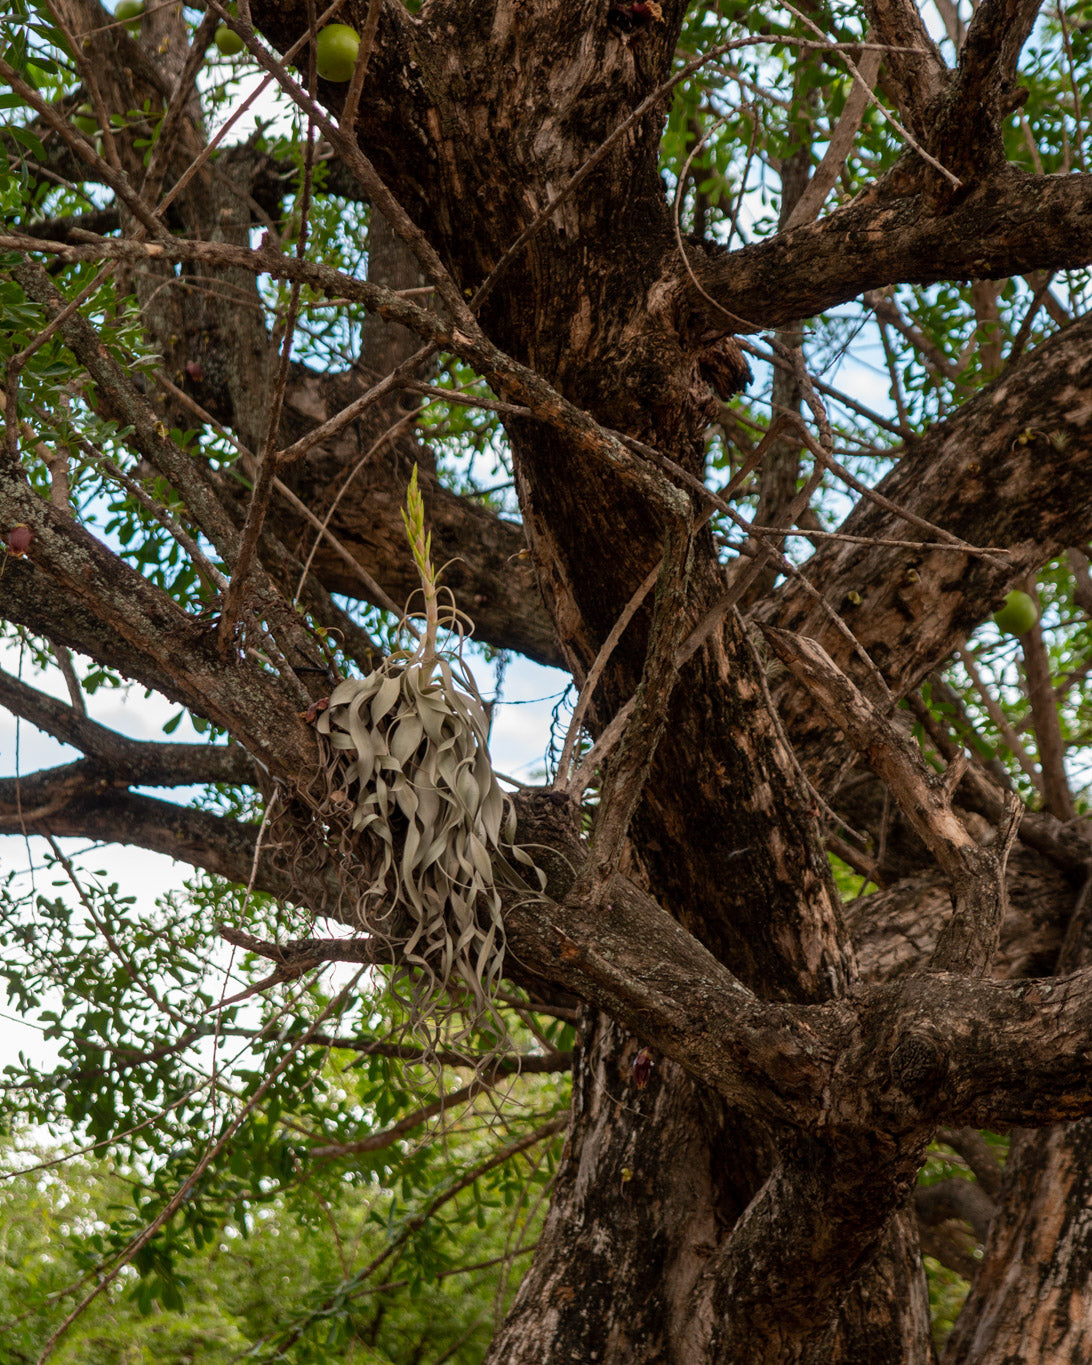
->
{"left": 0, "top": 1125, "right": 551, "bottom": 1363}
{"left": 3, "top": 0, "right": 1092, "bottom": 1360}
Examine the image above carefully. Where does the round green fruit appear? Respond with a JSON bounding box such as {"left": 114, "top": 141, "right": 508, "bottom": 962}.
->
{"left": 993, "top": 590, "right": 1038, "bottom": 637}
{"left": 315, "top": 23, "right": 360, "bottom": 81}
{"left": 115, "top": 0, "right": 145, "bottom": 31}
{"left": 73, "top": 103, "right": 98, "bottom": 135}
{"left": 215, "top": 24, "right": 246, "bottom": 55}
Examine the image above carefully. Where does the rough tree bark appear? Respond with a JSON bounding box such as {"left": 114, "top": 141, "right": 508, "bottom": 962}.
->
{"left": 5, "top": 0, "right": 1092, "bottom": 1360}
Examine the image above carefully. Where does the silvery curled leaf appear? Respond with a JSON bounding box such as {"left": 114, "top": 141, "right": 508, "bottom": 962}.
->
{"left": 316, "top": 654, "right": 544, "bottom": 1033}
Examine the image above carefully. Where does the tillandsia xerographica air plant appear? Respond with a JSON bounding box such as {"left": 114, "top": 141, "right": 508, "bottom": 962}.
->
{"left": 316, "top": 466, "right": 544, "bottom": 1043}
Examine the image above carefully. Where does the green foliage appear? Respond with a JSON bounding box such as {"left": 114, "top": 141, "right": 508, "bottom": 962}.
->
{"left": 0, "top": 854, "right": 566, "bottom": 1356}
{"left": 0, "top": 1131, "right": 555, "bottom": 1363}
{"left": 2, "top": 0, "right": 1091, "bottom": 1352}
{"left": 924, "top": 1256, "right": 970, "bottom": 1350}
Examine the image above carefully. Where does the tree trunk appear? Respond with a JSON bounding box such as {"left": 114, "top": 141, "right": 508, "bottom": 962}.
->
{"left": 491, "top": 1013, "right": 936, "bottom": 1365}
{"left": 11, "top": 0, "right": 1092, "bottom": 1359}
{"left": 943, "top": 1122, "right": 1092, "bottom": 1364}
{"left": 943, "top": 878, "right": 1092, "bottom": 1364}
{"left": 488, "top": 1013, "right": 763, "bottom": 1363}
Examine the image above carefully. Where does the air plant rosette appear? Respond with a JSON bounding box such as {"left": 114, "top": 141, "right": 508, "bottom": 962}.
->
{"left": 315, "top": 467, "right": 543, "bottom": 1044}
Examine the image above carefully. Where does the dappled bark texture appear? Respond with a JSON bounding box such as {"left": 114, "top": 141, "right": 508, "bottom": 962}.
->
{"left": 850, "top": 842, "right": 1074, "bottom": 984}
{"left": 942, "top": 1123, "right": 1092, "bottom": 1364}
{"left": 943, "top": 877, "right": 1092, "bottom": 1364}
{"left": 10, "top": 0, "right": 1092, "bottom": 1357}
{"left": 488, "top": 1013, "right": 767, "bottom": 1364}
{"left": 494, "top": 1012, "right": 936, "bottom": 1365}
{"left": 274, "top": 1, "right": 890, "bottom": 1348}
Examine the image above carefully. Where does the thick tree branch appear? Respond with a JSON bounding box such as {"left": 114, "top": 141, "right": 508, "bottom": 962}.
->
{"left": 0, "top": 667, "right": 257, "bottom": 784}
{"left": 23, "top": 209, "right": 121, "bottom": 241}
{"left": 870, "top": 966, "right": 1092, "bottom": 1129}
{"left": 0, "top": 763, "right": 834, "bottom": 1126}
{"left": 0, "top": 484, "right": 320, "bottom": 776}
{"left": 930, "top": 0, "right": 1042, "bottom": 176}
{"left": 701, "top": 962, "right": 1092, "bottom": 1357}
{"left": 0, "top": 752, "right": 252, "bottom": 813}
{"left": 702, "top": 933, "right": 1092, "bottom": 1356}
{"left": 850, "top": 849, "right": 1074, "bottom": 984}
{"left": 936, "top": 1127, "right": 1004, "bottom": 1200}
{"left": 859, "top": 0, "right": 948, "bottom": 141}
{"left": 11, "top": 258, "right": 339, "bottom": 683}
{"left": 783, "top": 45, "right": 883, "bottom": 233}
{"left": 12, "top": 741, "right": 1092, "bottom": 1314}
{"left": 914, "top": 1176, "right": 995, "bottom": 1242}
{"left": 0, "top": 786, "right": 325, "bottom": 908}
{"left": 1020, "top": 600, "right": 1076, "bottom": 821}
{"left": 764, "top": 308, "right": 1092, "bottom": 791}
{"left": 705, "top": 1134, "right": 932, "bottom": 1358}
{"left": 5, "top": 0, "right": 1092, "bottom": 1353}
{"left": 683, "top": 171, "right": 1092, "bottom": 334}
{"left": 917, "top": 1221, "right": 980, "bottom": 1279}
{"left": 764, "top": 625, "right": 1018, "bottom": 975}
{"left": 1, "top": 555, "right": 183, "bottom": 702}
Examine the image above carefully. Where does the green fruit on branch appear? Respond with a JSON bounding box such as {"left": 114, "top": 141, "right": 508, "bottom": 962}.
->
{"left": 215, "top": 24, "right": 246, "bottom": 55}
{"left": 993, "top": 589, "right": 1038, "bottom": 637}
{"left": 73, "top": 103, "right": 98, "bottom": 135}
{"left": 115, "top": 0, "right": 145, "bottom": 32}
{"left": 315, "top": 24, "right": 360, "bottom": 81}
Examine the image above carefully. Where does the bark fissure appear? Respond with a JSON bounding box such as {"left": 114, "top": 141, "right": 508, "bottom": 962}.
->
{"left": 8, "top": 0, "right": 1092, "bottom": 1357}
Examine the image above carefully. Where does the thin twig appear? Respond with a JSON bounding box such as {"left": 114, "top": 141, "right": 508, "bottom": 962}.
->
{"left": 776, "top": 0, "right": 962, "bottom": 187}
{"left": 262, "top": 1117, "right": 566, "bottom": 1359}
{"left": 570, "top": 522, "right": 693, "bottom": 903}
{"left": 956, "top": 646, "right": 1044, "bottom": 793}
{"left": 218, "top": 88, "right": 323, "bottom": 651}
{"left": 807, "top": 443, "right": 1011, "bottom": 570}
{"left": 1020, "top": 581, "right": 1075, "bottom": 821}
{"left": 553, "top": 560, "right": 662, "bottom": 789}
{"left": 138, "top": 10, "right": 219, "bottom": 205}
{"left": 276, "top": 343, "right": 436, "bottom": 464}
{"left": 761, "top": 626, "right": 1018, "bottom": 976}
{"left": 339, "top": 0, "right": 384, "bottom": 130}
{"left": 290, "top": 408, "right": 423, "bottom": 612}
{"left": 46, "top": 639, "right": 86, "bottom": 717}
{"left": 26, "top": 396, "right": 227, "bottom": 594}
{"left": 43, "top": 837, "right": 188, "bottom": 1027}
{"left": 783, "top": 38, "right": 883, "bottom": 230}
{"left": 607, "top": 420, "right": 895, "bottom": 705}
{"left": 274, "top": 475, "right": 400, "bottom": 612}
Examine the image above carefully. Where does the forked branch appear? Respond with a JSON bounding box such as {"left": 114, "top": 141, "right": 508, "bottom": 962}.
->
{"left": 761, "top": 626, "right": 1021, "bottom": 975}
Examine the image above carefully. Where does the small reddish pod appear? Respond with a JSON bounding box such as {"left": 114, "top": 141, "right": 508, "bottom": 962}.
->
{"left": 299, "top": 696, "right": 331, "bottom": 724}
{"left": 631, "top": 1046, "right": 653, "bottom": 1090}
{"left": 5, "top": 524, "right": 32, "bottom": 558}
